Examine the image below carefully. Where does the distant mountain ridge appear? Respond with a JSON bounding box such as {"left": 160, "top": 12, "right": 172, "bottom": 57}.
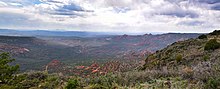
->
{"left": 0, "top": 29, "right": 113, "bottom": 37}
{"left": 0, "top": 29, "right": 201, "bottom": 37}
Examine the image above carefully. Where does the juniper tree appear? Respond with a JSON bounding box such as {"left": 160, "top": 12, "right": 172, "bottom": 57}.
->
{"left": 0, "top": 52, "right": 19, "bottom": 84}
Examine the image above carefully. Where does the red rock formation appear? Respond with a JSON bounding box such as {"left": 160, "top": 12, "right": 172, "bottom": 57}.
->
{"left": 0, "top": 45, "right": 30, "bottom": 54}
{"left": 75, "top": 66, "right": 85, "bottom": 69}
{"left": 46, "top": 59, "right": 69, "bottom": 74}
{"left": 47, "top": 60, "right": 62, "bottom": 66}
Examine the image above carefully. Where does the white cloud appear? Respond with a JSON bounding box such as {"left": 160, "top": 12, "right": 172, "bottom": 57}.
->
{"left": 0, "top": 1, "right": 7, "bottom": 6}
{"left": 0, "top": 0, "right": 219, "bottom": 33}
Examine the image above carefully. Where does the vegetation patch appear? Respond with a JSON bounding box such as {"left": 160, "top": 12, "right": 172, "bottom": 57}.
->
{"left": 204, "top": 39, "right": 220, "bottom": 50}
{"left": 202, "top": 55, "right": 210, "bottom": 61}
{"left": 66, "top": 78, "right": 80, "bottom": 89}
{"left": 198, "top": 34, "right": 207, "bottom": 39}
{"left": 0, "top": 52, "right": 19, "bottom": 84}
{"left": 205, "top": 77, "right": 220, "bottom": 89}
{"left": 209, "top": 30, "right": 220, "bottom": 35}
{"left": 175, "top": 54, "right": 183, "bottom": 63}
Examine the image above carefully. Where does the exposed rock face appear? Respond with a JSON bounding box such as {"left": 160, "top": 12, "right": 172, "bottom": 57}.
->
{"left": 46, "top": 59, "right": 67, "bottom": 73}
{"left": 0, "top": 45, "right": 30, "bottom": 54}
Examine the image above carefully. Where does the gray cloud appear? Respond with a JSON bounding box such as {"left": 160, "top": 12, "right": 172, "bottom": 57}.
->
{"left": 0, "top": 0, "right": 41, "bottom": 6}
{"left": 0, "top": 11, "right": 43, "bottom": 28}
{"left": 51, "top": 3, "right": 85, "bottom": 16}
{"left": 33, "top": 1, "right": 93, "bottom": 17}
{"left": 0, "top": 0, "right": 219, "bottom": 33}
{"left": 0, "top": 12, "right": 28, "bottom": 25}
{"left": 177, "top": 21, "right": 205, "bottom": 26}
{"left": 113, "top": 7, "right": 131, "bottom": 13}
{"left": 41, "top": 0, "right": 62, "bottom": 3}
{"left": 149, "top": 0, "right": 199, "bottom": 18}
{"left": 197, "top": 0, "right": 220, "bottom": 4}
{"left": 61, "top": 3, "right": 84, "bottom": 11}
{"left": 158, "top": 9, "right": 199, "bottom": 18}
{"left": 211, "top": 4, "right": 220, "bottom": 10}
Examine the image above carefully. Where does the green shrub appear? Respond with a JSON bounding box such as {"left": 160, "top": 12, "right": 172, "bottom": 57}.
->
{"left": 85, "top": 84, "right": 108, "bottom": 89}
{"left": 41, "top": 75, "right": 60, "bottom": 89}
{"left": 10, "top": 74, "right": 27, "bottom": 88}
{"left": 88, "top": 74, "right": 117, "bottom": 88}
{"left": 198, "top": 34, "right": 207, "bottom": 39}
{"left": 0, "top": 84, "right": 16, "bottom": 89}
{"left": 66, "top": 78, "right": 79, "bottom": 89}
{"left": 205, "top": 78, "right": 220, "bottom": 89}
{"left": 203, "top": 55, "right": 210, "bottom": 61}
{"left": 27, "top": 72, "right": 47, "bottom": 80}
{"left": 0, "top": 52, "right": 19, "bottom": 84}
{"left": 21, "top": 79, "right": 40, "bottom": 88}
{"left": 175, "top": 54, "right": 182, "bottom": 63}
{"left": 204, "top": 39, "right": 220, "bottom": 50}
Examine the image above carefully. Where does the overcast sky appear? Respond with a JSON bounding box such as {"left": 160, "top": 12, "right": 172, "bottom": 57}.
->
{"left": 0, "top": 0, "right": 219, "bottom": 33}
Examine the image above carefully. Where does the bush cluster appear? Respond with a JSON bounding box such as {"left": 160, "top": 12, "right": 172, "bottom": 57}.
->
{"left": 0, "top": 52, "right": 19, "bottom": 84}
{"left": 205, "top": 77, "right": 220, "bottom": 89}
{"left": 204, "top": 39, "right": 220, "bottom": 50}
{"left": 66, "top": 78, "right": 79, "bottom": 89}
{"left": 198, "top": 34, "right": 207, "bottom": 39}
{"left": 175, "top": 54, "right": 183, "bottom": 63}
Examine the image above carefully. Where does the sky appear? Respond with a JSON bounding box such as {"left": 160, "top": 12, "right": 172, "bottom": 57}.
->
{"left": 0, "top": 0, "right": 219, "bottom": 33}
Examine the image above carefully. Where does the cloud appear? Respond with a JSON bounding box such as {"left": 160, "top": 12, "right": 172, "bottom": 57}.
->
{"left": 0, "top": 0, "right": 41, "bottom": 6}
{"left": 113, "top": 7, "right": 131, "bottom": 13}
{"left": 197, "top": 0, "right": 220, "bottom": 4}
{"left": 40, "top": 0, "right": 62, "bottom": 3}
{"left": 211, "top": 4, "right": 220, "bottom": 10}
{"left": 177, "top": 21, "right": 205, "bottom": 26}
{"left": 0, "top": 0, "right": 219, "bottom": 33}
{"left": 61, "top": 3, "right": 83, "bottom": 11}
{"left": 153, "top": 1, "right": 199, "bottom": 18}
{"left": 0, "top": 1, "right": 7, "bottom": 6}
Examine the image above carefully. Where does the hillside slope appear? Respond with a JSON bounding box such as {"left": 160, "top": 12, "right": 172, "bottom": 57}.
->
{"left": 2, "top": 31, "right": 220, "bottom": 89}
{"left": 0, "top": 33, "right": 199, "bottom": 72}
{"left": 140, "top": 30, "right": 220, "bottom": 88}
{"left": 143, "top": 30, "right": 220, "bottom": 69}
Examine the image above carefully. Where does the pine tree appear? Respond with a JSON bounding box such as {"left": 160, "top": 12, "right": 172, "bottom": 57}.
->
{"left": 0, "top": 52, "right": 19, "bottom": 84}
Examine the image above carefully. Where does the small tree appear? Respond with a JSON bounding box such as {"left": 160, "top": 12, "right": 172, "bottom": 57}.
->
{"left": 204, "top": 39, "right": 220, "bottom": 50}
{"left": 198, "top": 34, "right": 207, "bottom": 39}
{"left": 65, "top": 78, "right": 79, "bottom": 89}
{"left": 175, "top": 54, "right": 182, "bottom": 63}
{"left": 205, "top": 77, "right": 220, "bottom": 89}
{"left": 0, "top": 52, "right": 19, "bottom": 84}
